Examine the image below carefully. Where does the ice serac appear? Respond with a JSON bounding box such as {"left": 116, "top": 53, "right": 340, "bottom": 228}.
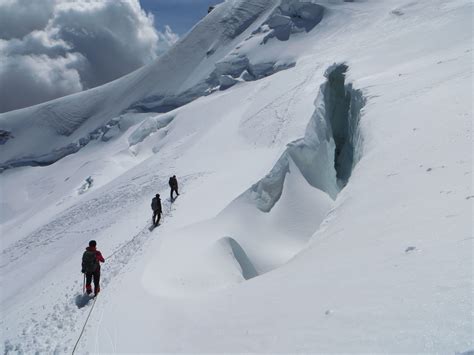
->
{"left": 245, "top": 63, "right": 365, "bottom": 212}
{"left": 261, "top": 0, "right": 324, "bottom": 43}
{"left": 0, "top": 0, "right": 275, "bottom": 170}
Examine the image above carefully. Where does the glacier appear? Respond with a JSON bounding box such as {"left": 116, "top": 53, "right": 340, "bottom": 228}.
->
{"left": 0, "top": 0, "right": 472, "bottom": 353}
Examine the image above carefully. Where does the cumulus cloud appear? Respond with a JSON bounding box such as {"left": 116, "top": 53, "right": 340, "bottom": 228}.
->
{"left": 0, "top": 0, "right": 178, "bottom": 113}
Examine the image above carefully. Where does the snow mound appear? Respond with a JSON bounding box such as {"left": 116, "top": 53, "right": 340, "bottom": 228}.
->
{"left": 145, "top": 157, "right": 334, "bottom": 296}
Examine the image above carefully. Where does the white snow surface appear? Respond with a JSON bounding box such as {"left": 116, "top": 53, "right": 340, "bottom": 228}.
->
{"left": 0, "top": 0, "right": 472, "bottom": 353}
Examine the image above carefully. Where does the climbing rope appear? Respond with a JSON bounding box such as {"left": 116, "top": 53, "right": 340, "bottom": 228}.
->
{"left": 104, "top": 220, "right": 156, "bottom": 260}
{"left": 70, "top": 195, "right": 177, "bottom": 353}
{"left": 71, "top": 295, "right": 98, "bottom": 355}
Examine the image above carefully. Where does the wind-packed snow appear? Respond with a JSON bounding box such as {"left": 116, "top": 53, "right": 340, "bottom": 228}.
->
{"left": 0, "top": 0, "right": 472, "bottom": 353}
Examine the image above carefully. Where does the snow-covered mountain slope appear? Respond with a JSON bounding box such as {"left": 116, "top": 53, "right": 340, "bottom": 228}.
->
{"left": 1, "top": 0, "right": 472, "bottom": 353}
{"left": 0, "top": 0, "right": 282, "bottom": 168}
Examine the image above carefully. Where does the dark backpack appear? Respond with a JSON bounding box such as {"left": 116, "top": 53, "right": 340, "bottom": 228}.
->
{"left": 82, "top": 250, "right": 98, "bottom": 273}
{"left": 151, "top": 197, "right": 159, "bottom": 211}
{"left": 169, "top": 177, "right": 177, "bottom": 188}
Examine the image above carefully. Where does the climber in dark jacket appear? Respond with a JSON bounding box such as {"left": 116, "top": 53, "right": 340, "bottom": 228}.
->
{"left": 169, "top": 175, "right": 179, "bottom": 200}
{"left": 81, "top": 240, "right": 105, "bottom": 295}
{"left": 151, "top": 193, "right": 162, "bottom": 227}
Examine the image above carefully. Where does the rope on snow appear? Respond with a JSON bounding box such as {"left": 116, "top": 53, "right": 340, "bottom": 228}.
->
{"left": 71, "top": 295, "right": 98, "bottom": 355}
{"left": 71, "top": 193, "right": 178, "bottom": 353}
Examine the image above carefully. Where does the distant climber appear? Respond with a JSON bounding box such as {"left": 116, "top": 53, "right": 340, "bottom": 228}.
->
{"left": 208, "top": 5, "right": 215, "bottom": 13}
{"left": 169, "top": 175, "right": 179, "bottom": 200}
{"left": 81, "top": 240, "right": 105, "bottom": 296}
{"left": 151, "top": 193, "right": 162, "bottom": 227}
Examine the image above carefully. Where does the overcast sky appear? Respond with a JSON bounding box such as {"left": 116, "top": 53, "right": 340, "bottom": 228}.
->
{"left": 140, "top": 0, "right": 223, "bottom": 35}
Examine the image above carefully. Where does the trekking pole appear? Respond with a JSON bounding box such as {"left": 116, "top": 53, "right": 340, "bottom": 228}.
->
{"left": 82, "top": 273, "right": 86, "bottom": 294}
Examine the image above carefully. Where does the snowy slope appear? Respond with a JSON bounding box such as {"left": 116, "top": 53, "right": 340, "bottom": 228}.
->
{"left": 0, "top": 0, "right": 279, "bottom": 168}
{"left": 1, "top": 0, "right": 473, "bottom": 353}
